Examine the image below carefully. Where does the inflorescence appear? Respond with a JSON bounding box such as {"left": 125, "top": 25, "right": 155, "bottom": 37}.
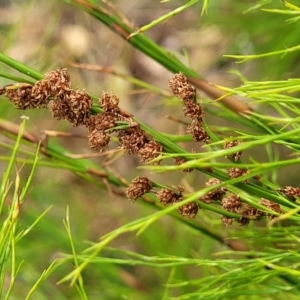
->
{"left": 1, "top": 70, "right": 296, "bottom": 225}
{"left": 1, "top": 69, "right": 163, "bottom": 162}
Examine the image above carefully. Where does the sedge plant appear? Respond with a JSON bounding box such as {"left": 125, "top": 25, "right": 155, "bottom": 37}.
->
{"left": 1, "top": 0, "right": 300, "bottom": 299}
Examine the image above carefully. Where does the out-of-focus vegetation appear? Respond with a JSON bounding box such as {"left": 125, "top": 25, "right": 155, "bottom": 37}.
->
{"left": 1, "top": 0, "right": 300, "bottom": 299}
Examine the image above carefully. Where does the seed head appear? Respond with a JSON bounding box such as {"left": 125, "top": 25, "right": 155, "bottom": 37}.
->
{"left": 44, "top": 69, "right": 71, "bottom": 96}
{"left": 87, "top": 129, "right": 110, "bottom": 152}
{"left": 99, "top": 92, "right": 120, "bottom": 113}
{"left": 259, "top": 198, "right": 282, "bottom": 219}
{"left": 157, "top": 187, "right": 184, "bottom": 205}
{"left": 118, "top": 128, "right": 147, "bottom": 155}
{"left": 221, "top": 216, "right": 233, "bottom": 227}
{"left": 5, "top": 85, "right": 34, "bottom": 109}
{"left": 222, "top": 194, "right": 242, "bottom": 213}
{"left": 178, "top": 202, "right": 199, "bottom": 218}
{"left": 138, "top": 141, "right": 163, "bottom": 164}
{"left": 66, "top": 90, "right": 92, "bottom": 126}
{"left": 31, "top": 80, "right": 52, "bottom": 107}
{"left": 174, "top": 157, "right": 193, "bottom": 173}
{"left": 126, "top": 176, "right": 152, "bottom": 201}
{"left": 168, "top": 72, "right": 196, "bottom": 102}
{"left": 200, "top": 178, "right": 227, "bottom": 203}
{"left": 224, "top": 139, "right": 242, "bottom": 162}
{"left": 183, "top": 99, "right": 203, "bottom": 121}
{"left": 187, "top": 120, "right": 210, "bottom": 143}
{"left": 278, "top": 186, "right": 300, "bottom": 201}
{"left": 228, "top": 167, "right": 248, "bottom": 180}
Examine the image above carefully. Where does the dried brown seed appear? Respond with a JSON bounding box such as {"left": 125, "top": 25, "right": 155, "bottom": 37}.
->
{"left": 259, "top": 198, "right": 282, "bottom": 219}
{"left": 242, "top": 204, "right": 263, "bottom": 218}
{"left": 183, "top": 99, "right": 203, "bottom": 121}
{"left": 48, "top": 98, "right": 70, "bottom": 120}
{"left": 237, "top": 217, "right": 250, "bottom": 226}
{"left": 157, "top": 187, "right": 183, "bottom": 205}
{"left": 221, "top": 216, "right": 233, "bottom": 227}
{"left": 222, "top": 194, "right": 242, "bottom": 213}
{"left": 29, "top": 80, "right": 52, "bottom": 107}
{"left": 200, "top": 178, "right": 227, "bottom": 203}
{"left": 126, "top": 176, "right": 152, "bottom": 201}
{"left": 224, "top": 139, "right": 242, "bottom": 162}
{"left": 174, "top": 157, "right": 193, "bottom": 173}
{"left": 44, "top": 69, "right": 71, "bottom": 96}
{"left": 168, "top": 72, "right": 196, "bottom": 102}
{"left": 64, "top": 90, "right": 93, "bottom": 127}
{"left": 228, "top": 167, "right": 248, "bottom": 180}
{"left": 99, "top": 92, "right": 120, "bottom": 113}
{"left": 87, "top": 129, "right": 110, "bottom": 152}
{"left": 278, "top": 186, "right": 300, "bottom": 201}
{"left": 178, "top": 202, "right": 199, "bottom": 218}
{"left": 187, "top": 120, "right": 210, "bottom": 143}
{"left": 118, "top": 128, "right": 147, "bottom": 155}
{"left": 138, "top": 141, "right": 163, "bottom": 164}
{"left": 87, "top": 112, "right": 120, "bottom": 132}
{"left": 5, "top": 86, "right": 35, "bottom": 110}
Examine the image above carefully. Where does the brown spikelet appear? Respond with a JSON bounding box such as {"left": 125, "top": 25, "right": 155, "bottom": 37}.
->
{"left": 237, "top": 217, "right": 250, "bottom": 226}
{"left": 31, "top": 80, "right": 52, "bottom": 107}
{"left": 88, "top": 112, "right": 120, "bottom": 132}
{"left": 44, "top": 69, "right": 71, "bottom": 96}
{"left": 174, "top": 157, "right": 194, "bottom": 173}
{"left": 178, "top": 201, "right": 199, "bottom": 218}
{"left": 222, "top": 194, "right": 242, "bottom": 213}
{"left": 259, "top": 198, "right": 282, "bottom": 219}
{"left": 224, "top": 139, "right": 242, "bottom": 162}
{"left": 66, "top": 90, "right": 92, "bottom": 127}
{"left": 118, "top": 128, "right": 147, "bottom": 155}
{"left": 278, "top": 186, "right": 300, "bottom": 201}
{"left": 157, "top": 187, "right": 184, "bottom": 205}
{"left": 87, "top": 129, "right": 110, "bottom": 152}
{"left": 168, "top": 72, "right": 196, "bottom": 102}
{"left": 187, "top": 120, "right": 210, "bottom": 143}
{"left": 126, "top": 176, "right": 152, "bottom": 201}
{"left": 48, "top": 98, "right": 70, "bottom": 120}
{"left": 183, "top": 99, "right": 203, "bottom": 121}
{"left": 138, "top": 141, "right": 164, "bottom": 164}
{"left": 200, "top": 178, "right": 227, "bottom": 203}
{"left": 221, "top": 216, "right": 233, "bottom": 227}
{"left": 228, "top": 167, "right": 248, "bottom": 180}
{"left": 99, "top": 92, "right": 120, "bottom": 113}
{"left": 5, "top": 85, "right": 35, "bottom": 110}
{"left": 242, "top": 204, "right": 262, "bottom": 219}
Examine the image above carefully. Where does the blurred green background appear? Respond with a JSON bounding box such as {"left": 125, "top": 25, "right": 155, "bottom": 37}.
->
{"left": 1, "top": 0, "right": 300, "bottom": 299}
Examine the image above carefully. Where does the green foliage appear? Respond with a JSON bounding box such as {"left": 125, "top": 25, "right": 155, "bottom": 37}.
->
{"left": 1, "top": 0, "right": 300, "bottom": 299}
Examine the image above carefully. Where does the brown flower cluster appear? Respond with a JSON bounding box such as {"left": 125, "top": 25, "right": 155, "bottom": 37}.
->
{"left": 157, "top": 185, "right": 199, "bottom": 218}
{"left": 224, "top": 139, "right": 242, "bottom": 162}
{"left": 174, "top": 157, "right": 194, "bottom": 173}
{"left": 3, "top": 69, "right": 92, "bottom": 127}
{"left": 125, "top": 176, "right": 153, "bottom": 201}
{"left": 168, "top": 73, "right": 209, "bottom": 143}
{"left": 2, "top": 69, "right": 164, "bottom": 162}
{"left": 199, "top": 177, "right": 282, "bottom": 227}
{"left": 278, "top": 186, "right": 300, "bottom": 201}
{"left": 126, "top": 177, "right": 199, "bottom": 218}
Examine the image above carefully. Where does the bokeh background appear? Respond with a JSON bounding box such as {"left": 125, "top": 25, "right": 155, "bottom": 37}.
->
{"left": 0, "top": 0, "right": 299, "bottom": 299}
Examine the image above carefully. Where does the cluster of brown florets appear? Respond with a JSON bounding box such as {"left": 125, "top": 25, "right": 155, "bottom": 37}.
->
{"left": 223, "top": 139, "right": 248, "bottom": 181}
{"left": 278, "top": 186, "right": 300, "bottom": 201}
{"left": 168, "top": 73, "right": 209, "bottom": 143}
{"left": 2, "top": 69, "right": 92, "bottom": 126}
{"left": 1, "top": 69, "right": 164, "bottom": 162}
{"left": 200, "top": 177, "right": 283, "bottom": 226}
{"left": 126, "top": 177, "right": 199, "bottom": 218}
